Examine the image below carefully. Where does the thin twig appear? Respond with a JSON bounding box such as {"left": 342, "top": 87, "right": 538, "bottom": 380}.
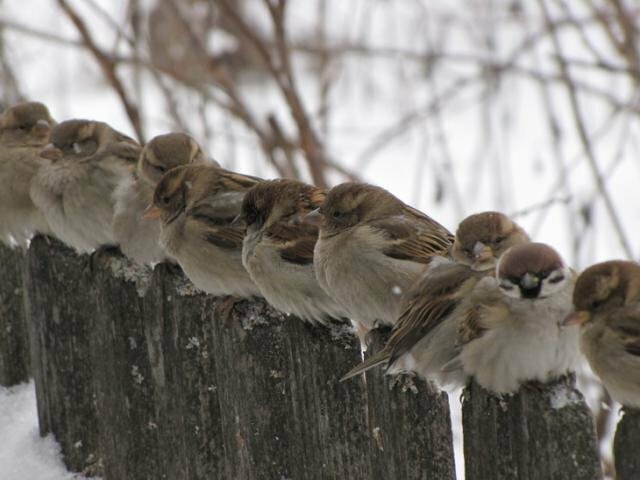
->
{"left": 57, "top": 0, "right": 145, "bottom": 142}
{"left": 537, "top": 0, "right": 634, "bottom": 259}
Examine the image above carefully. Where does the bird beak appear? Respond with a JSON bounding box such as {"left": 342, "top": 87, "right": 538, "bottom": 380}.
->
{"left": 143, "top": 204, "right": 162, "bottom": 220}
{"left": 472, "top": 242, "right": 493, "bottom": 262}
{"left": 520, "top": 272, "right": 540, "bottom": 290}
{"left": 305, "top": 208, "right": 323, "bottom": 226}
{"left": 34, "top": 120, "right": 51, "bottom": 137}
{"left": 40, "top": 143, "right": 63, "bottom": 161}
{"left": 562, "top": 310, "right": 590, "bottom": 327}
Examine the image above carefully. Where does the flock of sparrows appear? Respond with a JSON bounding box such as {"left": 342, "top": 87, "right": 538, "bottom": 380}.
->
{"left": 1, "top": 101, "right": 638, "bottom": 409}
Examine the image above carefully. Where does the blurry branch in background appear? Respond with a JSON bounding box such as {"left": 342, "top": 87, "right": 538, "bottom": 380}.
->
{"left": 213, "top": 0, "right": 329, "bottom": 187}
{"left": 0, "top": 18, "right": 22, "bottom": 106}
{"left": 56, "top": 0, "right": 145, "bottom": 142}
{"left": 538, "top": 0, "right": 634, "bottom": 260}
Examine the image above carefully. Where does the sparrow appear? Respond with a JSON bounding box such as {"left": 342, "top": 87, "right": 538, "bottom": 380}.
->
{"left": 341, "top": 211, "right": 530, "bottom": 384}
{"left": 30, "top": 119, "right": 141, "bottom": 253}
{"left": 313, "top": 182, "right": 453, "bottom": 332}
{"left": 112, "top": 132, "right": 212, "bottom": 265}
{"left": 564, "top": 260, "right": 640, "bottom": 408}
{"left": 240, "top": 179, "right": 349, "bottom": 325}
{"left": 452, "top": 242, "right": 580, "bottom": 394}
{"left": 0, "top": 101, "right": 55, "bottom": 246}
{"left": 146, "top": 164, "right": 262, "bottom": 297}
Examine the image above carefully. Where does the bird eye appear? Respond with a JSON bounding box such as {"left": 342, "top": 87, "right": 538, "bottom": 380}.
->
{"left": 494, "top": 236, "right": 506, "bottom": 244}
{"left": 152, "top": 164, "right": 167, "bottom": 174}
{"left": 161, "top": 195, "right": 170, "bottom": 205}
{"left": 332, "top": 210, "right": 342, "bottom": 219}
{"left": 499, "top": 279, "right": 514, "bottom": 290}
{"left": 548, "top": 274, "right": 565, "bottom": 284}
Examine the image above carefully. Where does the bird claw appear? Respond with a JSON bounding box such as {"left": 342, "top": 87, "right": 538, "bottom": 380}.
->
{"left": 86, "top": 244, "right": 120, "bottom": 275}
{"left": 216, "top": 295, "right": 243, "bottom": 326}
{"left": 522, "top": 379, "right": 547, "bottom": 394}
{"left": 388, "top": 371, "right": 419, "bottom": 394}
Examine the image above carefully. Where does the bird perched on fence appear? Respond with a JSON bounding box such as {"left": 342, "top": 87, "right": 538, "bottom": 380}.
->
{"left": 341, "top": 211, "right": 530, "bottom": 385}
{"left": 312, "top": 182, "right": 453, "bottom": 335}
{"left": 240, "top": 179, "right": 349, "bottom": 326}
{"left": 30, "top": 119, "right": 140, "bottom": 253}
{"left": 564, "top": 260, "right": 640, "bottom": 408}
{"left": 450, "top": 242, "right": 579, "bottom": 394}
{"left": 146, "top": 164, "right": 262, "bottom": 297}
{"left": 0, "top": 101, "right": 55, "bottom": 246}
{"left": 112, "top": 132, "right": 213, "bottom": 265}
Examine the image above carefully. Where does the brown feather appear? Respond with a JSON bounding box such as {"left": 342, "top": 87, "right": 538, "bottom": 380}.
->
{"left": 373, "top": 216, "right": 453, "bottom": 264}
{"left": 387, "top": 264, "right": 482, "bottom": 365}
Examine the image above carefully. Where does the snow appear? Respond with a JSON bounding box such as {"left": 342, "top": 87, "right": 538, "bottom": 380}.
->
{"left": 549, "top": 382, "right": 582, "bottom": 410}
{"left": 0, "top": 381, "right": 98, "bottom": 480}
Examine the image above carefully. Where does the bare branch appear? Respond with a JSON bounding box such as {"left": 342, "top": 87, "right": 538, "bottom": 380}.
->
{"left": 56, "top": 0, "right": 145, "bottom": 142}
{"left": 538, "top": 0, "right": 634, "bottom": 259}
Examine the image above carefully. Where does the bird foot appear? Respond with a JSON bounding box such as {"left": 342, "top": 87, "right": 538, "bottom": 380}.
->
{"left": 85, "top": 244, "right": 120, "bottom": 275}
{"left": 522, "top": 379, "right": 547, "bottom": 394}
{"left": 216, "top": 295, "right": 243, "bottom": 326}
{"left": 388, "top": 371, "right": 419, "bottom": 394}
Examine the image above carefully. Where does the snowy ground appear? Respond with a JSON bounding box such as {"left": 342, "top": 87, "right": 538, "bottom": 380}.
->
{"left": 0, "top": 382, "right": 96, "bottom": 480}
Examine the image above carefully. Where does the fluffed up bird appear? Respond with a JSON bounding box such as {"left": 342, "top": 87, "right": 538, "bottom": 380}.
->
{"left": 341, "top": 211, "right": 530, "bottom": 385}
{"left": 30, "top": 119, "right": 140, "bottom": 253}
{"left": 240, "top": 179, "right": 349, "bottom": 325}
{"left": 451, "top": 242, "right": 579, "bottom": 394}
{"left": 564, "top": 260, "right": 640, "bottom": 408}
{"left": 0, "top": 101, "right": 55, "bottom": 245}
{"left": 112, "top": 132, "right": 212, "bottom": 265}
{"left": 146, "top": 164, "right": 262, "bottom": 297}
{"left": 313, "top": 182, "right": 453, "bottom": 333}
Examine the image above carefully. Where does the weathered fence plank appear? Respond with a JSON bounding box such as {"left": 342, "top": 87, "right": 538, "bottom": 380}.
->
{"left": 462, "top": 375, "right": 602, "bottom": 480}
{"left": 23, "top": 236, "right": 101, "bottom": 474}
{"left": 364, "top": 330, "right": 457, "bottom": 480}
{"left": 0, "top": 243, "right": 29, "bottom": 386}
{"left": 143, "top": 265, "right": 224, "bottom": 479}
{"left": 22, "top": 239, "right": 457, "bottom": 479}
{"left": 91, "top": 250, "right": 158, "bottom": 480}
{"left": 613, "top": 408, "right": 640, "bottom": 480}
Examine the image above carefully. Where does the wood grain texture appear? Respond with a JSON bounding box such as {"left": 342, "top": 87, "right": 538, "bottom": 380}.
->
{"left": 23, "top": 236, "right": 101, "bottom": 475}
{"left": 462, "top": 375, "right": 602, "bottom": 480}
{"left": 364, "top": 328, "right": 457, "bottom": 480}
{"left": 0, "top": 243, "right": 29, "bottom": 386}
{"left": 21, "top": 237, "right": 459, "bottom": 479}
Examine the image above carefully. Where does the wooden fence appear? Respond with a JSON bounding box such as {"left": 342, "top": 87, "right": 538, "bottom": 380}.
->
{"left": 0, "top": 236, "right": 635, "bottom": 479}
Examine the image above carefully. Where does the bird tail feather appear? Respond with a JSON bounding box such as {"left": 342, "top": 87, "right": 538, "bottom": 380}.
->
{"left": 340, "top": 351, "right": 390, "bottom": 382}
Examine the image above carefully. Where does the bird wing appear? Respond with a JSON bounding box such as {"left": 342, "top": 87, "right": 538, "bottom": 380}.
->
{"left": 99, "top": 140, "right": 141, "bottom": 167}
{"left": 611, "top": 310, "right": 640, "bottom": 357}
{"left": 370, "top": 213, "right": 453, "bottom": 264}
{"left": 386, "top": 263, "right": 479, "bottom": 366}
{"left": 265, "top": 220, "right": 318, "bottom": 266}
{"left": 189, "top": 202, "right": 245, "bottom": 250}
{"left": 456, "top": 281, "right": 507, "bottom": 347}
